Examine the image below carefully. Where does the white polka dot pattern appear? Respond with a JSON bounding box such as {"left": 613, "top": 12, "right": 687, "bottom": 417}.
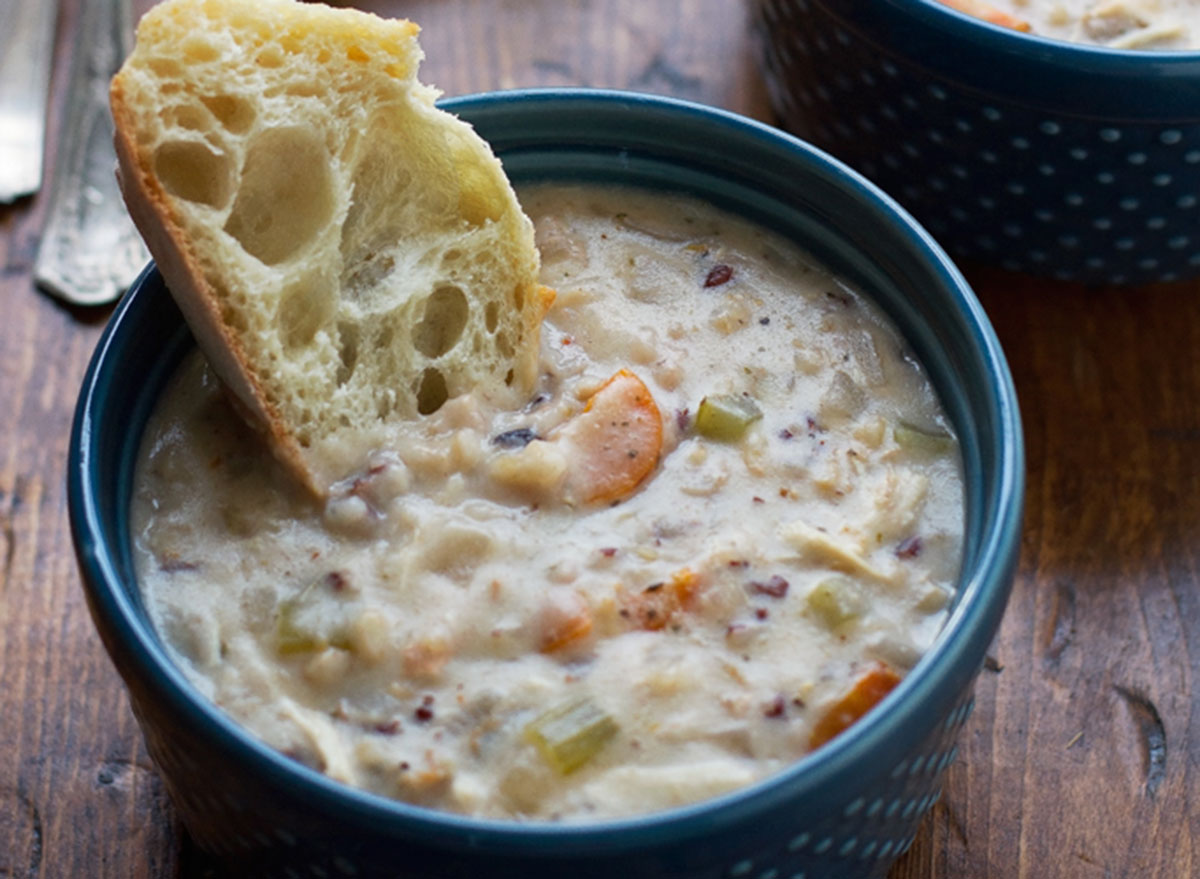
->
{"left": 716, "top": 689, "right": 977, "bottom": 879}
{"left": 752, "top": 0, "right": 1200, "bottom": 284}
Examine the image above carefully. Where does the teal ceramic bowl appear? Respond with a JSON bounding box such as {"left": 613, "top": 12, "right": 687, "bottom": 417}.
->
{"left": 69, "top": 89, "right": 1023, "bottom": 879}
{"left": 751, "top": 0, "right": 1200, "bottom": 285}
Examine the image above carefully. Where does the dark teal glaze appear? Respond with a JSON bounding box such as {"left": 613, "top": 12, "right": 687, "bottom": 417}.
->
{"left": 68, "top": 89, "right": 1023, "bottom": 879}
{"left": 752, "top": 0, "right": 1200, "bottom": 284}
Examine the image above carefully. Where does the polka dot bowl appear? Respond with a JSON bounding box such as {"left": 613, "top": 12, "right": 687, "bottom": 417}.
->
{"left": 750, "top": 0, "right": 1200, "bottom": 285}
{"left": 69, "top": 89, "right": 1023, "bottom": 878}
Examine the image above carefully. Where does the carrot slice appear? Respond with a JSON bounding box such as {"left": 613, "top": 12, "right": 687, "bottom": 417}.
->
{"left": 619, "top": 568, "right": 700, "bottom": 631}
{"left": 557, "top": 369, "right": 663, "bottom": 505}
{"left": 937, "top": 0, "right": 1032, "bottom": 31}
{"left": 540, "top": 593, "right": 594, "bottom": 653}
{"left": 809, "top": 663, "right": 902, "bottom": 750}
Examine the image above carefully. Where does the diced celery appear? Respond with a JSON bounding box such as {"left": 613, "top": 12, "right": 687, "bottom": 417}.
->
{"left": 893, "top": 421, "right": 955, "bottom": 455}
{"left": 276, "top": 597, "right": 323, "bottom": 655}
{"left": 275, "top": 583, "right": 351, "bottom": 655}
{"left": 524, "top": 696, "right": 618, "bottom": 774}
{"left": 806, "top": 576, "right": 864, "bottom": 628}
{"left": 694, "top": 394, "right": 762, "bottom": 442}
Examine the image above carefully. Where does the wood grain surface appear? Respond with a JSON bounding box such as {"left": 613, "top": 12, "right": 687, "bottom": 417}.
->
{"left": 1, "top": 1, "right": 1195, "bottom": 877}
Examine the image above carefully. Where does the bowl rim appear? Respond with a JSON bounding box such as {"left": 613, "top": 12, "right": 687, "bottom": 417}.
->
{"left": 69, "top": 86, "right": 1024, "bottom": 851}
{"left": 907, "top": 0, "right": 1200, "bottom": 63}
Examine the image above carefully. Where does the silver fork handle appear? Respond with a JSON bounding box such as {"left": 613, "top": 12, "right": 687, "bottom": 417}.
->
{"left": 34, "top": 0, "right": 147, "bottom": 307}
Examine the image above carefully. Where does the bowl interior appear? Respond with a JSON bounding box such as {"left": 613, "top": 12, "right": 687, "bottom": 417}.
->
{"left": 70, "top": 89, "right": 1023, "bottom": 842}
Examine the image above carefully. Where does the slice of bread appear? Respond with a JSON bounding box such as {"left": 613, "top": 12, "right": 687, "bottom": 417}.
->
{"left": 111, "top": 0, "right": 549, "bottom": 494}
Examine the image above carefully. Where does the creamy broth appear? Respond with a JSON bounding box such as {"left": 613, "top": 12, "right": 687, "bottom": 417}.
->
{"left": 133, "top": 185, "right": 963, "bottom": 821}
{"left": 963, "top": 0, "right": 1200, "bottom": 48}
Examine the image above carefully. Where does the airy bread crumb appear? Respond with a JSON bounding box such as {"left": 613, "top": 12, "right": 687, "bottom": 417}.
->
{"left": 111, "top": 0, "right": 549, "bottom": 493}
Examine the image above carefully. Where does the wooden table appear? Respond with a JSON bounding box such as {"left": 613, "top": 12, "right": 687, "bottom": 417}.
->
{"left": 2, "top": 1, "right": 1195, "bottom": 876}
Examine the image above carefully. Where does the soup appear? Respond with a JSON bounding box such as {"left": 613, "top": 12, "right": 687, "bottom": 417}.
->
{"left": 132, "top": 185, "right": 963, "bottom": 820}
